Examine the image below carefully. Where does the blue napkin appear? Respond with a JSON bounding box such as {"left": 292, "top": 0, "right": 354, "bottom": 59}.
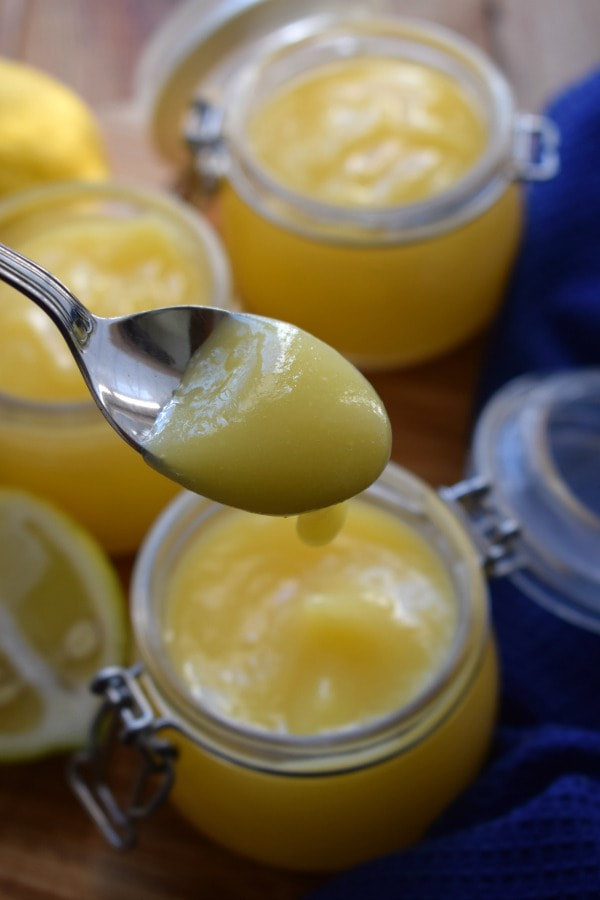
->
{"left": 309, "top": 68, "right": 600, "bottom": 899}
{"left": 478, "top": 66, "right": 600, "bottom": 399}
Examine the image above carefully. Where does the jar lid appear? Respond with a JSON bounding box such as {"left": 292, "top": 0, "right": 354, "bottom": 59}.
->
{"left": 470, "top": 369, "right": 600, "bottom": 631}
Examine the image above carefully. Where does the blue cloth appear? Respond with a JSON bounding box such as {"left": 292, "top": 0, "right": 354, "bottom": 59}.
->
{"left": 309, "top": 68, "right": 600, "bottom": 899}
{"left": 478, "top": 67, "right": 600, "bottom": 399}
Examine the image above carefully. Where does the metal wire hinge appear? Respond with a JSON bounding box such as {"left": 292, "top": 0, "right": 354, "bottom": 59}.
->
{"left": 67, "top": 664, "right": 178, "bottom": 850}
{"left": 439, "top": 476, "right": 523, "bottom": 578}
{"left": 180, "top": 97, "right": 228, "bottom": 199}
{"left": 513, "top": 113, "right": 560, "bottom": 182}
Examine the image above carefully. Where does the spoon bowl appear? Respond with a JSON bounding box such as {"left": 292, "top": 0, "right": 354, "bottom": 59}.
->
{"left": 0, "top": 241, "right": 240, "bottom": 446}
{"left": 65, "top": 303, "right": 235, "bottom": 447}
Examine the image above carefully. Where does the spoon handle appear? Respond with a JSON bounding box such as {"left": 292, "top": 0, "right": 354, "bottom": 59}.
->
{"left": 0, "top": 242, "right": 94, "bottom": 347}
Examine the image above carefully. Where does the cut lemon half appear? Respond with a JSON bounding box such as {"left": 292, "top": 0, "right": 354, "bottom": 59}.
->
{"left": 0, "top": 488, "right": 128, "bottom": 762}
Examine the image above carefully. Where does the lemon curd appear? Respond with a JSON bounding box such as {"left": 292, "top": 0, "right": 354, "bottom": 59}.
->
{"left": 142, "top": 315, "right": 391, "bottom": 515}
{"left": 296, "top": 501, "right": 348, "bottom": 547}
{"left": 248, "top": 58, "right": 488, "bottom": 209}
{"left": 134, "top": 472, "right": 498, "bottom": 870}
{"left": 0, "top": 182, "right": 231, "bottom": 555}
{"left": 217, "top": 31, "right": 525, "bottom": 369}
{"left": 164, "top": 500, "right": 457, "bottom": 734}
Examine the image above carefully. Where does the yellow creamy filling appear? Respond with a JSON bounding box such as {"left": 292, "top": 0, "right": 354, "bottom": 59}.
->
{"left": 142, "top": 315, "right": 391, "bottom": 516}
{"left": 163, "top": 499, "right": 457, "bottom": 735}
{"left": 248, "top": 56, "right": 487, "bottom": 208}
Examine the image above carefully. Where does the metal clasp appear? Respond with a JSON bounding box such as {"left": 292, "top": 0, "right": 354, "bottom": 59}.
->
{"left": 67, "top": 664, "right": 178, "bottom": 849}
{"left": 181, "top": 97, "right": 228, "bottom": 198}
{"left": 439, "top": 476, "right": 523, "bottom": 578}
{"left": 512, "top": 113, "right": 560, "bottom": 181}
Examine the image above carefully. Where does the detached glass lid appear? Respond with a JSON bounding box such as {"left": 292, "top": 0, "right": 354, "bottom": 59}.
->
{"left": 469, "top": 369, "right": 600, "bottom": 631}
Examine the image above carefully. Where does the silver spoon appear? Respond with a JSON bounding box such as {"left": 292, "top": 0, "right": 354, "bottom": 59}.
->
{"left": 0, "top": 240, "right": 240, "bottom": 449}
{"left": 0, "top": 241, "right": 392, "bottom": 516}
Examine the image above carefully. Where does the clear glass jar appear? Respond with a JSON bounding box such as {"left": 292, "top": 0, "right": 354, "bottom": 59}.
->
{"left": 139, "top": 3, "right": 559, "bottom": 369}
{"left": 75, "top": 463, "right": 497, "bottom": 870}
{"left": 0, "top": 180, "right": 232, "bottom": 556}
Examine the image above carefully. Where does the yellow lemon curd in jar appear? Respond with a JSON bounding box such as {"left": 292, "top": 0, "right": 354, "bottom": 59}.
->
{"left": 165, "top": 500, "right": 457, "bottom": 733}
{"left": 221, "top": 56, "right": 522, "bottom": 368}
{"left": 161, "top": 496, "right": 498, "bottom": 869}
{"left": 0, "top": 205, "right": 217, "bottom": 553}
{"left": 142, "top": 314, "right": 391, "bottom": 516}
{"left": 248, "top": 58, "right": 487, "bottom": 208}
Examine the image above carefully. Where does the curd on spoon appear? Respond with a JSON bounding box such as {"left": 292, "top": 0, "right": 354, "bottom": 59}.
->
{"left": 142, "top": 313, "right": 392, "bottom": 516}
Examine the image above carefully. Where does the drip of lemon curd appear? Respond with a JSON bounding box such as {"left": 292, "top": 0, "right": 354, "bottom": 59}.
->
{"left": 296, "top": 502, "right": 348, "bottom": 547}
{"left": 0, "top": 214, "right": 214, "bottom": 401}
{"left": 142, "top": 315, "right": 391, "bottom": 516}
{"left": 163, "top": 499, "right": 457, "bottom": 735}
{"left": 247, "top": 57, "right": 488, "bottom": 208}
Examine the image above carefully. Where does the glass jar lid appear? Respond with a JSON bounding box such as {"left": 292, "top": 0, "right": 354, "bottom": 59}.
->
{"left": 470, "top": 369, "right": 600, "bottom": 631}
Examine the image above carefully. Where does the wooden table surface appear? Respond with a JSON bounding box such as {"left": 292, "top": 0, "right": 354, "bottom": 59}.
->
{"left": 1, "top": 2, "right": 599, "bottom": 898}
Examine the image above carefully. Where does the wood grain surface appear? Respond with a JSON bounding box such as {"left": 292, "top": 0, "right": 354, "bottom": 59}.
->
{"left": 0, "top": 2, "right": 599, "bottom": 898}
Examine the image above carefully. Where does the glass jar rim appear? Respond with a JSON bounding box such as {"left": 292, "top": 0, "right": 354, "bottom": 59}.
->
{"left": 0, "top": 178, "right": 233, "bottom": 419}
{"left": 130, "top": 463, "right": 489, "bottom": 773}
{"left": 222, "top": 16, "right": 516, "bottom": 243}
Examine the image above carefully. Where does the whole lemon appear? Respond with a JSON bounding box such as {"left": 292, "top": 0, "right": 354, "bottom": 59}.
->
{"left": 0, "top": 57, "right": 109, "bottom": 196}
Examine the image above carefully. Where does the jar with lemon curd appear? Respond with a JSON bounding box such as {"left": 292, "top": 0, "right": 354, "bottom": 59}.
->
{"left": 0, "top": 180, "right": 233, "bottom": 556}
{"left": 139, "top": 1, "right": 559, "bottom": 369}
{"left": 69, "top": 368, "right": 600, "bottom": 870}
{"left": 72, "top": 463, "right": 498, "bottom": 869}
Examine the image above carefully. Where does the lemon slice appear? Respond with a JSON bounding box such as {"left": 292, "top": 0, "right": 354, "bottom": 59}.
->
{"left": 0, "top": 488, "right": 128, "bottom": 762}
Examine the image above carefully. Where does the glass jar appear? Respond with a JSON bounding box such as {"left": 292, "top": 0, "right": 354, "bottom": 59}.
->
{"left": 138, "top": 1, "right": 559, "bottom": 369}
{"left": 69, "top": 368, "right": 600, "bottom": 870}
{"left": 73, "top": 463, "right": 497, "bottom": 870}
{"left": 0, "top": 180, "right": 232, "bottom": 556}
